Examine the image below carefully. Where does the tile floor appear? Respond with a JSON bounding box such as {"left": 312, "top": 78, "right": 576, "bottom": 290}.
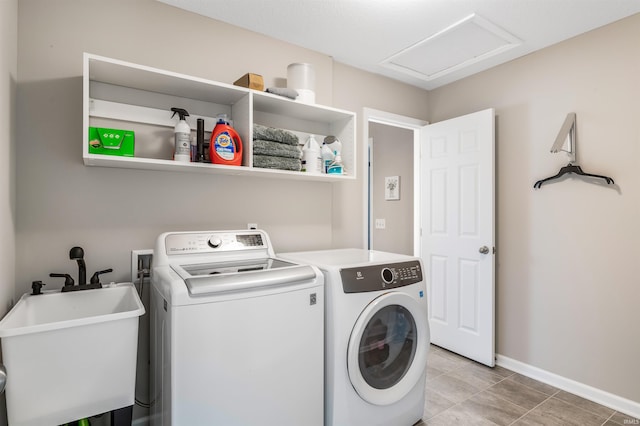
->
{"left": 416, "top": 345, "right": 639, "bottom": 426}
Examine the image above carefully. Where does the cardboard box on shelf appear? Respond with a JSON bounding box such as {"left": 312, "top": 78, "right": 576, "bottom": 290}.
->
{"left": 233, "top": 73, "right": 264, "bottom": 91}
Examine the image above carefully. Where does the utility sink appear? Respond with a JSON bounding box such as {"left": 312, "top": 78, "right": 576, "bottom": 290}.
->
{"left": 0, "top": 283, "right": 145, "bottom": 426}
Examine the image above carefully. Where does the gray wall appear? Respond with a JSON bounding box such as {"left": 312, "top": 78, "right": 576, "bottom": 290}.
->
{"left": 370, "top": 122, "right": 414, "bottom": 255}
{"left": 0, "top": 0, "right": 16, "bottom": 316}
{"left": 15, "top": 0, "right": 429, "bottom": 295}
{"left": 429, "top": 14, "right": 640, "bottom": 403}
{"left": 1, "top": 1, "right": 17, "bottom": 423}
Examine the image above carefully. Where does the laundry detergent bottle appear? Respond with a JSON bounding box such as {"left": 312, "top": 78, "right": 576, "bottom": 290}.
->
{"left": 210, "top": 114, "right": 243, "bottom": 166}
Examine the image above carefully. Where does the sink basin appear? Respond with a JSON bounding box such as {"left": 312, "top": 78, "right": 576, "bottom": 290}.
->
{"left": 0, "top": 283, "right": 145, "bottom": 426}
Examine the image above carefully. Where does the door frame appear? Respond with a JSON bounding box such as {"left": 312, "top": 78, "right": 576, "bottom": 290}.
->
{"left": 362, "top": 108, "right": 428, "bottom": 254}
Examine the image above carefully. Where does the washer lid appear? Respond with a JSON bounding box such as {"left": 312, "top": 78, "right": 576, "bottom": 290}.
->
{"left": 181, "top": 258, "right": 294, "bottom": 276}
{"left": 347, "top": 292, "right": 429, "bottom": 406}
{"left": 172, "top": 259, "right": 317, "bottom": 296}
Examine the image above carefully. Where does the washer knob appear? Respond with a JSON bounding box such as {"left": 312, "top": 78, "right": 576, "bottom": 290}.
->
{"left": 381, "top": 268, "right": 395, "bottom": 284}
{"left": 208, "top": 236, "right": 223, "bottom": 248}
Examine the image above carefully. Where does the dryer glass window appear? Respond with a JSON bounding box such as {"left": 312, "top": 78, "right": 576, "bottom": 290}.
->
{"left": 358, "top": 304, "right": 417, "bottom": 389}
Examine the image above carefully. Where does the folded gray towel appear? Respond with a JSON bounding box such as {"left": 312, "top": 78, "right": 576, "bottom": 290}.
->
{"left": 253, "top": 140, "right": 302, "bottom": 159}
{"left": 253, "top": 154, "right": 302, "bottom": 171}
{"left": 266, "top": 87, "right": 298, "bottom": 100}
{"left": 253, "top": 124, "right": 299, "bottom": 146}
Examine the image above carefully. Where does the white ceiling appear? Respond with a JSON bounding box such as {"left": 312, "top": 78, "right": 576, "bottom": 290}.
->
{"left": 157, "top": 0, "right": 640, "bottom": 90}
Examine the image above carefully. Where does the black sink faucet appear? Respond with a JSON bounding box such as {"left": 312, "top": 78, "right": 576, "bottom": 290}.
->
{"left": 69, "top": 246, "right": 86, "bottom": 286}
{"left": 49, "top": 247, "right": 110, "bottom": 292}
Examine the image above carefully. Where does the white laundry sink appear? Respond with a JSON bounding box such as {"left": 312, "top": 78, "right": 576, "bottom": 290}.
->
{"left": 0, "top": 283, "right": 145, "bottom": 426}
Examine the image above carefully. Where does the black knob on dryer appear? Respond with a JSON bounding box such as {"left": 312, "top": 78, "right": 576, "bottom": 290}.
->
{"left": 381, "top": 268, "right": 395, "bottom": 284}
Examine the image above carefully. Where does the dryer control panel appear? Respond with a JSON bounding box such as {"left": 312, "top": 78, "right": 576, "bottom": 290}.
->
{"left": 340, "top": 260, "right": 423, "bottom": 293}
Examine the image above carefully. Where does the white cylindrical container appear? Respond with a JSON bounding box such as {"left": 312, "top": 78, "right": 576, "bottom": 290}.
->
{"left": 302, "top": 134, "right": 322, "bottom": 174}
{"left": 287, "top": 63, "right": 315, "bottom": 104}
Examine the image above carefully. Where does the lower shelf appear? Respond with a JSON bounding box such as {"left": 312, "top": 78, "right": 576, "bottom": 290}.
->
{"left": 83, "top": 154, "right": 354, "bottom": 181}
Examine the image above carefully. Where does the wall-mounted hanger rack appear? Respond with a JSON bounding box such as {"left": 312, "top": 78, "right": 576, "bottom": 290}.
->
{"left": 533, "top": 113, "right": 614, "bottom": 189}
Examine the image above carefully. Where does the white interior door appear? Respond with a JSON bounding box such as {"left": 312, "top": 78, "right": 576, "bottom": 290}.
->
{"left": 421, "top": 108, "right": 495, "bottom": 366}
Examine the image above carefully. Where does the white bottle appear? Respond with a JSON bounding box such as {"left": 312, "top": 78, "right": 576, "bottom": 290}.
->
{"left": 321, "top": 143, "right": 334, "bottom": 174}
{"left": 302, "top": 134, "right": 322, "bottom": 174}
{"left": 171, "top": 107, "right": 191, "bottom": 163}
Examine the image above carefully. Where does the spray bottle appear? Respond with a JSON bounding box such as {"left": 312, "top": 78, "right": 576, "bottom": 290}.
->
{"left": 171, "top": 107, "right": 191, "bottom": 162}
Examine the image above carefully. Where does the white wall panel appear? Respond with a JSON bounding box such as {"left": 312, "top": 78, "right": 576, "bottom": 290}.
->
{"left": 458, "top": 259, "right": 479, "bottom": 334}
{"left": 430, "top": 168, "right": 448, "bottom": 235}
{"left": 459, "top": 165, "right": 479, "bottom": 237}
{"left": 429, "top": 255, "right": 448, "bottom": 323}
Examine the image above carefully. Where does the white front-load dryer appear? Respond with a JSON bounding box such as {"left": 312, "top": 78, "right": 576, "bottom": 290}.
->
{"left": 279, "top": 248, "right": 430, "bottom": 426}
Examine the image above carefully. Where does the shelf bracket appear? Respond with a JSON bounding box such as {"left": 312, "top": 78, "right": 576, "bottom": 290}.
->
{"left": 550, "top": 112, "right": 576, "bottom": 163}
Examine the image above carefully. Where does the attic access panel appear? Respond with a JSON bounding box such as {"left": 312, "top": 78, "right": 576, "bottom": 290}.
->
{"left": 381, "top": 14, "right": 521, "bottom": 82}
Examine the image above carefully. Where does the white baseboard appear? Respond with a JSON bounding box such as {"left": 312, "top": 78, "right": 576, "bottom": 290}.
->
{"left": 496, "top": 354, "right": 640, "bottom": 419}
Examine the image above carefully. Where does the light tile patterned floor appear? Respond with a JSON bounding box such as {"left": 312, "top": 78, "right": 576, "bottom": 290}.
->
{"left": 416, "top": 345, "right": 639, "bottom": 426}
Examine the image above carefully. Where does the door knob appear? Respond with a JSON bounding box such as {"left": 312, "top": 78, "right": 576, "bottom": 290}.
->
{"left": 0, "top": 364, "right": 6, "bottom": 394}
{"left": 479, "top": 246, "right": 490, "bottom": 254}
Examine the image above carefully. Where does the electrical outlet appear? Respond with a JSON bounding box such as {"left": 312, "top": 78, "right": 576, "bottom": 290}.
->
{"left": 247, "top": 223, "right": 258, "bottom": 230}
{"left": 131, "top": 249, "right": 153, "bottom": 283}
{"left": 375, "top": 219, "right": 386, "bottom": 229}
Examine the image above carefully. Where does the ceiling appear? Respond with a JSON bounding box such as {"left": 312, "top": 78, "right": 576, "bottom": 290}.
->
{"left": 157, "top": 0, "right": 640, "bottom": 90}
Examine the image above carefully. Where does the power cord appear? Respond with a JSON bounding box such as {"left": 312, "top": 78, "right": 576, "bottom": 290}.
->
{"left": 135, "top": 255, "right": 151, "bottom": 298}
{"left": 134, "top": 256, "right": 154, "bottom": 409}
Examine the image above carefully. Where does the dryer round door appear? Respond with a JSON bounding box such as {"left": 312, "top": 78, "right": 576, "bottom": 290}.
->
{"left": 347, "top": 291, "right": 428, "bottom": 406}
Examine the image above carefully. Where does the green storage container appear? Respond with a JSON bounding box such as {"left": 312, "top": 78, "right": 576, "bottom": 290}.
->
{"left": 88, "top": 127, "right": 135, "bottom": 157}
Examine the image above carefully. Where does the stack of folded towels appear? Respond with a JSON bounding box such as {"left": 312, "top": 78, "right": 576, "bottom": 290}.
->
{"left": 252, "top": 124, "right": 302, "bottom": 171}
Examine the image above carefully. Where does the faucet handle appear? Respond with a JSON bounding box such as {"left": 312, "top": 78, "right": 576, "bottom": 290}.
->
{"left": 49, "top": 273, "right": 74, "bottom": 287}
{"left": 90, "top": 268, "right": 113, "bottom": 285}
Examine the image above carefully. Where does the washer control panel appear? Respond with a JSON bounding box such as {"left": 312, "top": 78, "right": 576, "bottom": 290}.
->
{"left": 165, "top": 231, "right": 266, "bottom": 255}
{"left": 340, "top": 260, "right": 423, "bottom": 293}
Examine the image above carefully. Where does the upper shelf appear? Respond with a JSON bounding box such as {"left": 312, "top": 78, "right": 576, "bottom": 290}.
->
{"left": 87, "top": 55, "right": 249, "bottom": 106}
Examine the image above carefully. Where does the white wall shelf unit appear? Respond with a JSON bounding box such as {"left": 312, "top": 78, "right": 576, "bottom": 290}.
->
{"left": 83, "top": 53, "right": 356, "bottom": 181}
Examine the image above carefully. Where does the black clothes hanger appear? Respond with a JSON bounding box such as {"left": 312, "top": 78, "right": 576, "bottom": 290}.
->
{"left": 533, "top": 163, "right": 614, "bottom": 188}
{"left": 533, "top": 113, "right": 615, "bottom": 189}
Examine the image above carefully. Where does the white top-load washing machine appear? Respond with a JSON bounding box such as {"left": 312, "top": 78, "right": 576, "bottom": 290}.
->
{"left": 279, "top": 248, "right": 429, "bottom": 426}
{"left": 151, "top": 230, "right": 324, "bottom": 426}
